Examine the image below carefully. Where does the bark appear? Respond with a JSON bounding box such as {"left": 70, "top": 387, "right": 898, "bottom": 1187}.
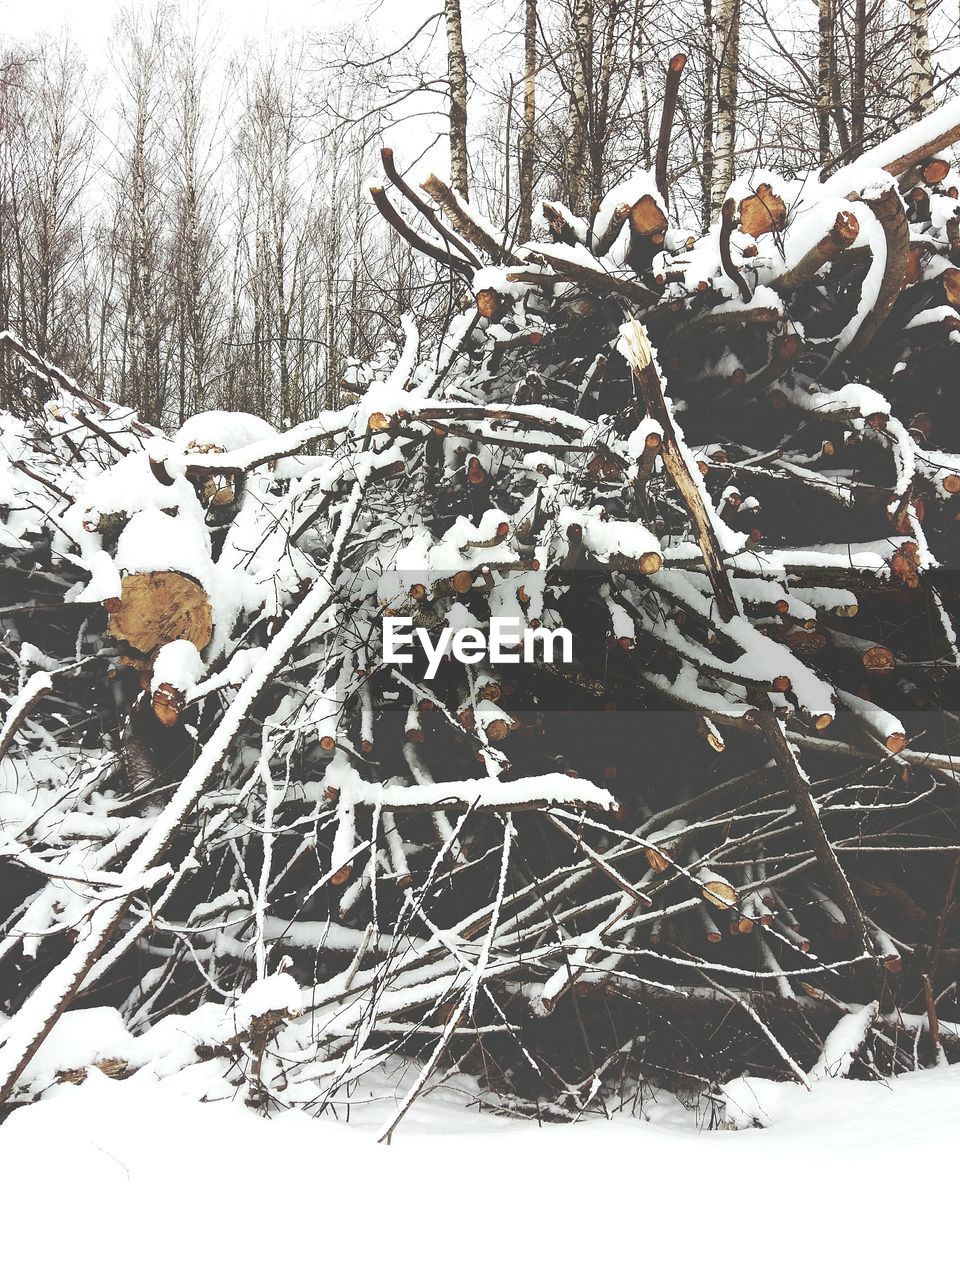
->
{"left": 719, "top": 198, "right": 752, "bottom": 301}
{"left": 655, "top": 54, "right": 687, "bottom": 205}
{"left": 370, "top": 185, "right": 473, "bottom": 276}
{"left": 702, "top": 0, "right": 714, "bottom": 228}
{"left": 566, "top": 0, "right": 593, "bottom": 212}
{"left": 908, "top": 0, "right": 933, "bottom": 120}
{"left": 757, "top": 710, "right": 871, "bottom": 951}
{"left": 444, "top": 0, "right": 470, "bottom": 197}
{"left": 130, "top": 99, "right": 160, "bottom": 426}
{"left": 817, "top": 0, "right": 834, "bottom": 165}
{"left": 827, "top": 188, "right": 910, "bottom": 367}
{"left": 421, "top": 173, "right": 523, "bottom": 264}
{"left": 771, "top": 209, "right": 859, "bottom": 293}
{"left": 851, "top": 0, "right": 866, "bottom": 155}
{"left": 518, "top": 0, "right": 537, "bottom": 243}
{"left": 710, "top": 0, "right": 739, "bottom": 215}
{"left": 621, "top": 323, "right": 739, "bottom": 622}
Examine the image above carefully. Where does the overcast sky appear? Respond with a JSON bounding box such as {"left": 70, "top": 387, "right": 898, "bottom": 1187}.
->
{"left": 0, "top": 0, "right": 481, "bottom": 182}
{"left": 1, "top": 0, "right": 319, "bottom": 45}
{"left": 0, "top": 0, "right": 449, "bottom": 50}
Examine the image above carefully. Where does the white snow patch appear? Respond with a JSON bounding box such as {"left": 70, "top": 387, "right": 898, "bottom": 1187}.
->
{"left": 0, "top": 1065, "right": 957, "bottom": 1276}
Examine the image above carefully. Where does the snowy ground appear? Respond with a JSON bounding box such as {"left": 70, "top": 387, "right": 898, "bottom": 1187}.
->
{"left": 1, "top": 1064, "right": 958, "bottom": 1277}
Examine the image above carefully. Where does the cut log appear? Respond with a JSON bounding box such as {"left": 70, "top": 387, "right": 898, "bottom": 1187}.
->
{"left": 862, "top": 645, "right": 896, "bottom": 671}
{"left": 151, "top": 682, "right": 185, "bottom": 727}
{"left": 108, "top": 571, "right": 213, "bottom": 667}
{"left": 622, "top": 320, "right": 738, "bottom": 622}
{"left": 626, "top": 195, "right": 669, "bottom": 272}
{"left": 476, "top": 288, "right": 504, "bottom": 320}
{"left": 772, "top": 210, "right": 859, "bottom": 293}
{"left": 700, "top": 873, "right": 738, "bottom": 909}
{"left": 942, "top": 267, "right": 960, "bottom": 308}
{"left": 720, "top": 198, "right": 753, "bottom": 302}
{"left": 421, "top": 174, "right": 523, "bottom": 265}
{"left": 922, "top": 157, "right": 951, "bottom": 185}
{"left": 738, "top": 183, "right": 787, "bottom": 238}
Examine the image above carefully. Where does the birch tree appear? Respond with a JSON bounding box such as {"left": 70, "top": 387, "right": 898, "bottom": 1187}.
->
{"left": 710, "top": 0, "right": 739, "bottom": 213}
{"left": 518, "top": 0, "right": 538, "bottom": 242}
{"left": 566, "top": 0, "right": 593, "bottom": 210}
{"left": 444, "top": 0, "right": 470, "bottom": 195}
{"left": 907, "top": 0, "right": 933, "bottom": 118}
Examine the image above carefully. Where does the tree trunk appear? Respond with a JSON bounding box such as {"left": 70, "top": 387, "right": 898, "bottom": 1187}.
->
{"left": 710, "top": 0, "right": 739, "bottom": 215}
{"left": 851, "top": 0, "right": 866, "bottom": 155}
{"left": 908, "top": 0, "right": 933, "bottom": 120}
{"left": 518, "top": 0, "right": 537, "bottom": 242}
{"left": 566, "top": 0, "right": 593, "bottom": 212}
{"left": 444, "top": 0, "right": 470, "bottom": 197}
{"left": 702, "top": 0, "right": 714, "bottom": 228}
{"left": 817, "top": 0, "right": 834, "bottom": 164}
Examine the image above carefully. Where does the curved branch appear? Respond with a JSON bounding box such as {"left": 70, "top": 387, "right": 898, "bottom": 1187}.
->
{"left": 380, "top": 147, "right": 481, "bottom": 269}
{"left": 828, "top": 188, "right": 910, "bottom": 368}
{"left": 370, "top": 186, "right": 473, "bottom": 278}
{"left": 720, "top": 198, "right": 753, "bottom": 302}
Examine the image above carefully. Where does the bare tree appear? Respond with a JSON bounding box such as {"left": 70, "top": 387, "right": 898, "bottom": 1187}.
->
{"left": 817, "top": 0, "right": 835, "bottom": 163}
{"left": 710, "top": 0, "right": 739, "bottom": 213}
{"left": 114, "top": 5, "right": 171, "bottom": 426}
{"left": 566, "top": 0, "right": 593, "bottom": 210}
{"left": 0, "top": 40, "right": 95, "bottom": 373}
{"left": 702, "top": 0, "right": 714, "bottom": 225}
{"left": 444, "top": 0, "right": 470, "bottom": 195}
{"left": 908, "top": 0, "right": 933, "bottom": 118}
{"left": 168, "top": 15, "right": 224, "bottom": 420}
{"left": 518, "top": 0, "right": 538, "bottom": 241}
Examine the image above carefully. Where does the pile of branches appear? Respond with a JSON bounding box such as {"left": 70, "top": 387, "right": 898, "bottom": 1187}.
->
{"left": 2, "top": 62, "right": 960, "bottom": 1123}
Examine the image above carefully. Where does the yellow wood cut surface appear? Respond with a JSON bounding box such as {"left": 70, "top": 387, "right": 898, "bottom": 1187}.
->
{"left": 108, "top": 571, "right": 213, "bottom": 661}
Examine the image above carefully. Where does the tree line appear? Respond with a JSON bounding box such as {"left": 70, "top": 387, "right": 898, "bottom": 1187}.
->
{"left": 0, "top": 0, "right": 956, "bottom": 428}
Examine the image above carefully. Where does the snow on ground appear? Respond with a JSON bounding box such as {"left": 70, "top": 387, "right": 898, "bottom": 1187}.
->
{"left": 1, "top": 1064, "right": 958, "bottom": 1277}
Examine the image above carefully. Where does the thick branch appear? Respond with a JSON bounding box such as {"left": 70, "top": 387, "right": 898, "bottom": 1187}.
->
{"left": 421, "top": 174, "right": 523, "bottom": 265}
{"left": 655, "top": 53, "right": 687, "bottom": 204}
{"left": 370, "top": 185, "right": 473, "bottom": 278}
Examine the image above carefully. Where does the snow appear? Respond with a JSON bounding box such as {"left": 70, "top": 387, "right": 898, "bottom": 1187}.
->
{"left": 150, "top": 639, "right": 205, "bottom": 695}
{"left": 114, "top": 505, "right": 213, "bottom": 588}
{"left": 788, "top": 379, "right": 891, "bottom": 421}
{"left": 710, "top": 282, "right": 783, "bottom": 316}
{"left": 809, "top": 1002, "right": 880, "bottom": 1080}
{"left": 592, "top": 168, "right": 665, "bottom": 246}
{"left": 334, "top": 763, "right": 617, "bottom": 814}
{"left": 232, "top": 973, "right": 302, "bottom": 1027}
{"left": 830, "top": 194, "right": 895, "bottom": 355}
{"left": 531, "top": 238, "right": 631, "bottom": 277}
{"left": 0, "top": 671, "right": 52, "bottom": 740}
{"left": 0, "top": 469, "right": 379, "bottom": 1102}
{"left": 472, "top": 265, "right": 531, "bottom": 301}
{"left": 837, "top": 690, "right": 906, "bottom": 748}
{"left": 560, "top": 505, "right": 661, "bottom": 564}
{"left": 0, "top": 1064, "right": 957, "bottom": 1276}
{"left": 764, "top": 194, "right": 860, "bottom": 281}
{"left": 843, "top": 96, "right": 960, "bottom": 177}
{"left": 906, "top": 305, "right": 958, "bottom": 329}
{"left": 174, "top": 409, "right": 277, "bottom": 452}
